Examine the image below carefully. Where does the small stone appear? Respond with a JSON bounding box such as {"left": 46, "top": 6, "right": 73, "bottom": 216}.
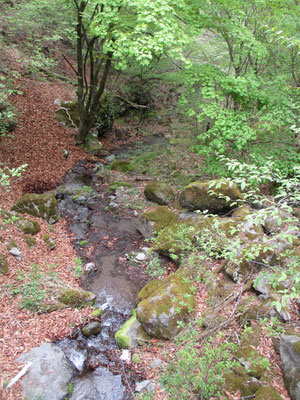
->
{"left": 142, "top": 247, "right": 150, "bottom": 253}
{"left": 54, "top": 98, "right": 61, "bottom": 106}
{"left": 135, "top": 380, "right": 152, "bottom": 393}
{"left": 150, "top": 358, "right": 162, "bottom": 369}
{"left": 136, "top": 253, "right": 146, "bottom": 261}
{"left": 9, "top": 247, "right": 23, "bottom": 261}
{"left": 109, "top": 202, "right": 118, "bottom": 209}
{"left": 82, "top": 321, "right": 101, "bottom": 337}
{"left": 85, "top": 262, "right": 94, "bottom": 272}
{"left": 120, "top": 350, "right": 131, "bottom": 362}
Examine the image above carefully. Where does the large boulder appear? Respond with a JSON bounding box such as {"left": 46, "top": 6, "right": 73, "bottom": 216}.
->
{"left": 12, "top": 191, "right": 60, "bottom": 224}
{"left": 136, "top": 274, "right": 196, "bottom": 339}
{"left": 137, "top": 206, "right": 178, "bottom": 239}
{"left": 280, "top": 334, "right": 300, "bottom": 400}
{"left": 144, "top": 181, "right": 175, "bottom": 205}
{"left": 18, "top": 343, "right": 76, "bottom": 400}
{"left": 179, "top": 180, "right": 243, "bottom": 213}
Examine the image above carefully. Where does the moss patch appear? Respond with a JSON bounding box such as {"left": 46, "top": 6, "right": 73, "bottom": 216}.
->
{"left": 254, "top": 385, "right": 282, "bottom": 399}
{"left": 15, "top": 218, "right": 41, "bottom": 235}
{"left": 58, "top": 288, "right": 96, "bottom": 307}
{"left": 0, "top": 254, "right": 8, "bottom": 274}
{"left": 141, "top": 206, "right": 177, "bottom": 234}
{"left": 43, "top": 234, "right": 56, "bottom": 250}
{"left": 23, "top": 234, "right": 36, "bottom": 248}
{"left": 110, "top": 160, "right": 134, "bottom": 173}
{"left": 115, "top": 310, "right": 150, "bottom": 348}
{"left": 7, "top": 239, "right": 18, "bottom": 251}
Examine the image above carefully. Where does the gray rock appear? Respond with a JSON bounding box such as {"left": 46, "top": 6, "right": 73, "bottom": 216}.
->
{"left": 17, "top": 342, "right": 76, "bottom": 400}
{"left": 280, "top": 334, "right": 300, "bottom": 400}
{"left": 136, "top": 218, "right": 154, "bottom": 239}
{"left": 9, "top": 247, "right": 23, "bottom": 261}
{"left": 82, "top": 321, "right": 101, "bottom": 337}
{"left": 150, "top": 358, "right": 162, "bottom": 369}
{"left": 109, "top": 202, "right": 118, "bottom": 209}
{"left": 70, "top": 367, "right": 124, "bottom": 400}
{"left": 54, "top": 98, "right": 61, "bottom": 106}
{"left": 147, "top": 382, "right": 157, "bottom": 392}
{"left": 135, "top": 380, "right": 152, "bottom": 393}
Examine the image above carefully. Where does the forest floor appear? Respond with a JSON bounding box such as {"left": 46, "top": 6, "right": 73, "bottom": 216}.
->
{"left": 0, "top": 49, "right": 295, "bottom": 400}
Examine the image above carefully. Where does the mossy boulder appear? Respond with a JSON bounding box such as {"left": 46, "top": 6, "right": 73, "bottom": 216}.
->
{"left": 12, "top": 191, "right": 60, "bottom": 224}
{"left": 140, "top": 206, "right": 178, "bottom": 235}
{"left": 56, "top": 184, "right": 94, "bottom": 199}
{"left": 23, "top": 234, "right": 36, "bottom": 248}
{"left": 115, "top": 310, "right": 150, "bottom": 349}
{"left": 152, "top": 222, "right": 197, "bottom": 258}
{"left": 235, "top": 346, "right": 268, "bottom": 380}
{"left": 55, "top": 101, "right": 80, "bottom": 127}
{"left": 15, "top": 218, "right": 40, "bottom": 235}
{"left": 144, "top": 181, "right": 175, "bottom": 206}
{"left": 110, "top": 160, "right": 134, "bottom": 173}
{"left": 179, "top": 180, "right": 243, "bottom": 213}
{"left": 254, "top": 385, "right": 282, "bottom": 399}
{"left": 280, "top": 335, "right": 300, "bottom": 400}
{"left": 58, "top": 288, "right": 96, "bottom": 307}
{"left": 84, "top": 134, "right": 102, "bottom": 155}
{"left": 0, "top": 254, "right": 8, "bottom": 274}
{"left": 43, "top": 234, "right": 56, "bottom": 250}
{"left": 136, "top": 274, "right": 196, "bottom": 339}
{"left": 224, "top": 367, "right": 261, "bottom": 397}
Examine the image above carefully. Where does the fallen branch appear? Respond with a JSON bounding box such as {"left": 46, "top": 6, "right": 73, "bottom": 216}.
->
{"left": 6, "top": 362, "right": 33, "bottom": 389}
{"left": 115, "top": 95, "right": 150, "bottom": 109}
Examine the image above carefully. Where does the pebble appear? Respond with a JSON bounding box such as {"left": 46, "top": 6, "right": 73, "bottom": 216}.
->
{"left": 120, "top": 350, "right": 131, "bottom": 362}
{"left": 85, "top": 262, "right": 94, "bottom": 272}
{"left": 9, "top": 247, "right": 23, "bottom": 261}
{"left": 109, "top": 202, "right": 118, "bottom": 209}
{"left": 136, "top": 253, "right": 146, "bottom": 261}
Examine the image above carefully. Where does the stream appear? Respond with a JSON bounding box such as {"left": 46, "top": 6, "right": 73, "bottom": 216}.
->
{"left": 55, "top": 141, "right": 158, "bottom": 399}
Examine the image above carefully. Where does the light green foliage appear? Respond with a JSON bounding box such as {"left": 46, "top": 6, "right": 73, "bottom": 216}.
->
{"left": 180, "top": 0, "right": 300, "bottom": 174}
{"left": 160, "top": 331, "right": 238, "bottom": 399}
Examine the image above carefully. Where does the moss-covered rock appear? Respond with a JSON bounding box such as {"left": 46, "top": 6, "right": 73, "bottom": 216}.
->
{"left": 7, "top": 239, "right": 18, "bottom": 251}
{"left": 115, "top": 310, "right": 150, "bottom": 348}
{"left": 0, "top": 254, "right": 8, "bottom": 274}
{"left": 224, "top": 368, "right": 261, "bottom": 397}
{"left": 91, "top": 308, "right": 103, "bottom": 318}
{"left": 43, "top": 234, "right": 56, "bottom": 250}
{"left": 141, "top": 206, "right": 178, "bottom": 235}
{"left": 84, "top": 135, "right": 102, "bottom": 155}
{"left": 144, "top": 181, "right": 175, "bottom": 205}
{"left": 179, "top": 180, "right": 243, "bottom": 213}
{"left": 23, "top": 234, "right": 36, "bottom": 248}
{"left": 235, "top": 346, "right": 269, "bottom": 380}
{"left": 55, "top": 101, "right": 80, "bottom": 127}
{"left": 82, "top": 321, "right": 101, "bottom": 337}
{"left": 15, "top": 218, "right": 41, "bottom": 235}
{"left": 12, "top": 191, "right": 60, "bottom": 224}
{"left": 58, "top": 288, "right": 96, "bottom": 307}
{"left": 136, "top": 274, "right": 196, "bottom": 339}
{"left": 254, "top": 385, "right": 282, "bottom": 399}
{"left": 110, "top": 160, "right": 134, "bottom": 173}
